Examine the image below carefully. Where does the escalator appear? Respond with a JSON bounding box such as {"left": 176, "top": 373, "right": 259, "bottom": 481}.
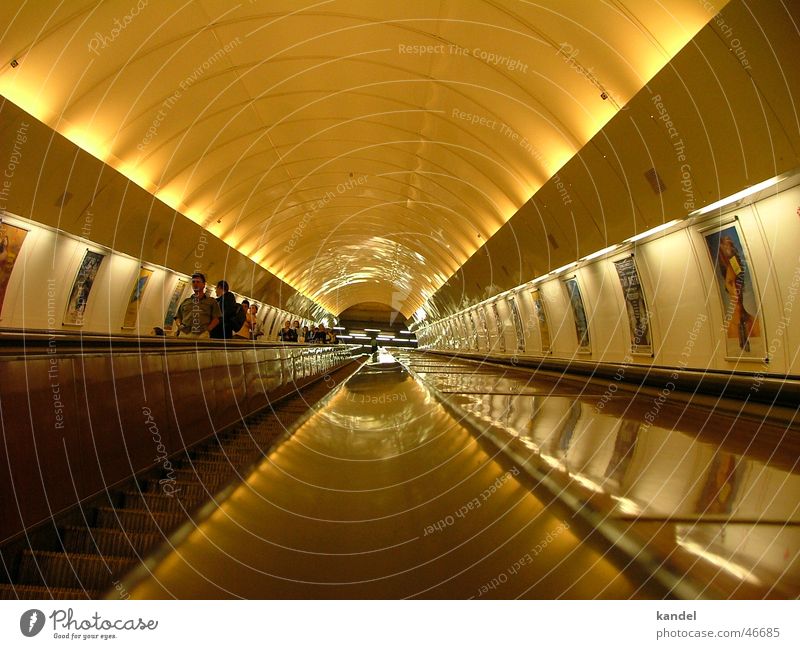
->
{"left": 0, "top": 361, "right": 360, "bottom": 599}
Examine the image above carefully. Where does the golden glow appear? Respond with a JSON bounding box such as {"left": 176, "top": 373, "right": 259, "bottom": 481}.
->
{"left": 0, "top": 1, "right": 722, "bottom": 316}
{"left": 61, "top": 125, "right": 111, "bottom": 163}
{"left": 677, "top": 538, "right": 762, "bottom": 586}
{"left": 0, "top": 78, "right": 53, "bottom": 124}
{"left": 116, "top": 163, "right": 154, "bottom": 192}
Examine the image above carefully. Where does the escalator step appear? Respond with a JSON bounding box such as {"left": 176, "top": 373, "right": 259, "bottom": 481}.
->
{"left": 17, "top": 550, "right": 135, "bottom": 590}
{"left": 121, "top": 490, "right": 203, "bottom": 513}
{"left": 95, "top": 507, "right": 186, "bottom": 533}
{"left": 0, "top": 583, "right": 95, "bottom": 600}
{"left": 61, "top": 526, "right": 163, "bottom": 557}
{"left": 144, "top": 479, "right": 220, "bottom": 499}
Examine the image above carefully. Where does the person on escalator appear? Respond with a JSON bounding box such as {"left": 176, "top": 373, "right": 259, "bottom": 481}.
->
{"left": 233, "top": 300, "right": 252, "bottom": 340}
{"left": 174, "top": 273, "right": 221, "bottom": 339}
{"left": 211, "top": 280, "right": 239, "bottom": 339}
{"left": 278, "top": 320, "right": 298, "bottom": 342}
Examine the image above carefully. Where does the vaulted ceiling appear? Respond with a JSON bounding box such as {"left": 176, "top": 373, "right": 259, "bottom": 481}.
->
{"left": 0, "top": 0, "right": 723, "bottom": 315}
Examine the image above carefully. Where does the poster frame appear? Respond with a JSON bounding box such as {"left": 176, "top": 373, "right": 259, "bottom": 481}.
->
{"left": 697, "top": 216, "right": 766, "bottom": 362}
{"left": 63, "top": 248, "right": 105, "bottom": 327}
{"left": 0, "top": 217, "right": 30, "bottom": 322}
{"left": 529, "top": 287, "right": 551, "bottom": 354}
{"left": 563, "top": 275, "right": 591, "bottom": 354}
{"left": 121, "top": 265, "right": 155, "bottom": 330}
{"left": 612, "top": 253, "right": 654, "bottom": 356}
{"left": 163, "top": 277, "right": 189, "bottom": 331}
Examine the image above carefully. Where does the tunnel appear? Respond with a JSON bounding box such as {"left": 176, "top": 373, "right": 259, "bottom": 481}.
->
{"left": 0, "top": 0, "right": 798, "bottom": 626}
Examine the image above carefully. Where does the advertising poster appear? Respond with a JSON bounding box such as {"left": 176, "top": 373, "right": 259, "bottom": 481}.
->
{"left": 490, "top": 302, "right": 505, "bottom": 352}
{"left": 163, "top": 279, "right": 188, "bottom": 330}
{"left": 0, "top": 220, "right": 28, "bottom": 317}
{"left": 529, "top": 288, "right": 550, "bottom": 353}
{"left": 701, "top": 220, "right": 765, "bottom": 359}
{"left": 564, "top": 276, "right": 591, "bottom": 353}
{"left": 122, "top": 266, "right": 154, "bottom": 329}
{"left": 64, "top": 250, "right": 104, "bottom": 326}
{"left": 507, "top": 295, "right": 526, "bottom": 353}
{"left": 478, "top": 305, "right": 489, "bottom": 346}
{"left": 466, "top": 312, "right": 479, "bottom": 350}
{"left": 613, "top": 255, "right": 653, "bottom": 355}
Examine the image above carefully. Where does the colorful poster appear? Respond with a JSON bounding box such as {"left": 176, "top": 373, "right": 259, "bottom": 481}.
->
{"left": 701, "top": 220, "right": 765, "bottom": 359}
{"left": 613, "top": 256, "right": 653, "bottom": 354}
{"left": 163, "top": 278, "right": 188, "bottom": 330}
{"left": 64, "top": 250, "right": 104, "bottom": 325}
{"left": 0, "top": 221, "right": 28, "bottom": 317}
{"left": 122, "top": 266, "right": 154, "bottom": 329}
{"left": 564, "top": 276, "right": 591, "bottom": 353}
{"left": 507, "top": 295, "right": 526, "bottom": 353}
{"left": 529, "top": 288, "right": 550, "bottom": 353}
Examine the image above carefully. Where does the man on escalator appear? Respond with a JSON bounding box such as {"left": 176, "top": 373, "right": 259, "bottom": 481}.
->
{"left": 211, "top": 280, "right": 239, "bottom": 339}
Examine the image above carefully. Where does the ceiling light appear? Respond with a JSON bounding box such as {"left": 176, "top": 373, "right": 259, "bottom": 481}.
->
{"left": 689, "top": 176, "right": 782, "bottom": 217}
{"left": 550, "top": 261, "right": 578, "bottom": 275}
{"left": 580, "top": 244, "right": 618, "bottom": 262}
{"left": 623, "top": 220, "right": 681, "bottom": 244}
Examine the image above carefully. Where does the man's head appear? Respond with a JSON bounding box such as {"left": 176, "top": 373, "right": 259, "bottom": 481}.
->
{"left": 191, "top": 273, "right": 206, "bottom": 293}
{"left": 283, "top": 320, "right": 290, "bottom": 329}
{"left": 293, "top": 320, "right": 300, "bottom": 329}
{"left": 215, "top": 280, "right": 229, "bottom": 296}
{"left": 242, "top": 299, "right": 250, "bottom": 309}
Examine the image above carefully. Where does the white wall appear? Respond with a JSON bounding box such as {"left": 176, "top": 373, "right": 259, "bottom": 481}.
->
{"left": 418, "top": 176, "right": 800, "bottom": 376}
{"left": 0, "top": 213, "right": 305, "bottom": 335}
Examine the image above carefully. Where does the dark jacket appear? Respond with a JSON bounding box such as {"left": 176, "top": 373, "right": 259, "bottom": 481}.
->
{"left": 278, "top": 327, "right": 297, "bottom": 342}
{"left": 211, "top": 291, "right": 238, "bottom": 339}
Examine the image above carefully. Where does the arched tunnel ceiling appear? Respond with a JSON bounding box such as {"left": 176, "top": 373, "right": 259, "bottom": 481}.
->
{"left": 0, "top": 0, "right": 723, "bottom": 315}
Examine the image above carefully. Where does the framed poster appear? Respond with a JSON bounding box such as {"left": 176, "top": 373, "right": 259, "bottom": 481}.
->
{"left": 564, "top": 276, "right": 591, "bottom": 353}
{"left": 163, "top": 278, "right": 188, "bottom": 330}
{"left": 507, "top": 295, "right": 526, "bottom": 353}
{"left": 529, "top": 288, "right": 551, "bottom": 353}
{"left": 64, "top": 250, "right": 104, "bottom": 326}
{"left": 122, "top": 266, "right": 154, "bottom": 329}
{"left": 490, "top": 302, "right": 505, "bottom": 352}
{"left": 700, "top": 219, "right": 765, "bottom": 360}
{"left": 0, "top": 220, "right": 29, "bottom": 318}
{"left": 478, "top": 305, "right": 490, "bottom": 348}
{"left": 466, "top": 312, "right": 479, "bottom": 350}
{"left": 613, "top": 255, "right": 653, "bottom": 355}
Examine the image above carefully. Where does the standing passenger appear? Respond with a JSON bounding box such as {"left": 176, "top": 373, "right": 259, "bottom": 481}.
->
{"left": 234, "top": 300, "right": 252, "bottom": 340}
{"left": 278, "top": 320, "right": 297, "bottom": 342}
{"left": 250, "top": 305, "right": 263, "bottom": 340}
{"left": 174, "top": 273, "right": 221, "bottom": 339}
{"left": 211, "top": 280, "right": 238, "bottom": 339}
